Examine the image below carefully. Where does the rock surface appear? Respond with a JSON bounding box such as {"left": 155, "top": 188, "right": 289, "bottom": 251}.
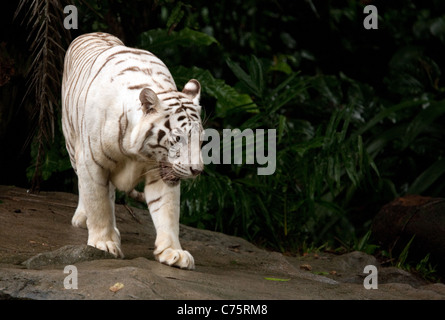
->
{"left": 0, "top": 185, "right": 444, "bottom": 300}
{"left": 22, "top": 245, "right": 116, "bottom": 269}
{"left": 372, "top": 194, "right": 445, "bottom": 275}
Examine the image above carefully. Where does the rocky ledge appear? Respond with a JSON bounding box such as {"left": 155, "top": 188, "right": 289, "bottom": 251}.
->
{"left": 0, "top": 186, "right": 444, "bottom": 300}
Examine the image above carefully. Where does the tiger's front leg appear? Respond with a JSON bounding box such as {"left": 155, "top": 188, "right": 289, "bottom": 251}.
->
{"left": 145, "top": 179, "right": 194, "bottom": 269}
{"left": 75, "top": 159, "right": 123, "bottom": 258}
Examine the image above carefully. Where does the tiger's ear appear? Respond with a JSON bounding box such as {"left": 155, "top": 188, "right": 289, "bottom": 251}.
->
{"left": 139, "top": 88, "right": 160, "bottom": 114}
{"left": 182, "top": 79, "right": 201, "bottom": 105}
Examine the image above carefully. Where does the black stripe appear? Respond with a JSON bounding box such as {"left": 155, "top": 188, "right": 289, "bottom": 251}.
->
{"left": 88, "top": 136, "right": 105, "bottom": 170}
{"left": 183, "top": 106, "right": 198, "bottom": 112}
{"left": 128, "top": 84, "right": 151, "bottom": 90}
{"left": 118, "top": 112, "right": 131, "bottom": 157}
{"left": 157, "top": 89, "right": 176, "bottom": 95}
{"left": 148, "top": 196, "right": 162, "bottom": 207}
{"left": 189, "top": 113, "right": 199, "bottom": 120}
{"left": 145, "top": 178, "right": 160, "bottom": 186}
{"left": 175, "top": 107, "right": 185, "bottom": 114}
{"left": 118, "top": 66, "right": 152, "bottom": 76}
{"left": 151, "top": 61, "right": 166, "bottom": 67}
{"left": 148, "top": 143, "right": 168, "bottom": 151}
{"left": 164, "top": 119, "right": 171, "bottom": 130}
{"left": 161, "top": 96, "right": 178, "bottom": 101}
{"left": 157, "top": 129, "right": 166, "bottom": 144}
{"left": 100, "top": 135, "right": 118, "bottom": 164}
{"left": 152, "top": 78, "right": 164, "bottom": 90}
{"left": 139, "top": 124, "right": 154, "bottom": 152}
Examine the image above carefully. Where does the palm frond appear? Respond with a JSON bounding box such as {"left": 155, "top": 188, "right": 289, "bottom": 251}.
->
{"left": 15, "top": 0, "right": 71, "bottom": 191}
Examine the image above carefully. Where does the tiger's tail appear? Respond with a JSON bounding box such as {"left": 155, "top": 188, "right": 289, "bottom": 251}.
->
{"left": 128, "top": 189, "right": 146, "bottom": 203}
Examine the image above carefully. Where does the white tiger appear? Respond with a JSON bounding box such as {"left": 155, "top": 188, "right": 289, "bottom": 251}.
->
{"left": 61, "top": 32, "right": 204, "bottom": 269}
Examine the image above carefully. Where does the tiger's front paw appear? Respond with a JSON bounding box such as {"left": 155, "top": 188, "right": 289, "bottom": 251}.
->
{"left": 154, "top": 247, "right": 195, "bottom": 270}
{"left": 87, "top": 227, "right": 124, "bottom": 258}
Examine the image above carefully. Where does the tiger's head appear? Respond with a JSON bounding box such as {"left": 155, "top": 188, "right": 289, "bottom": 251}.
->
{"left": 135, "top": 79, "right": 204, "bottom": 184}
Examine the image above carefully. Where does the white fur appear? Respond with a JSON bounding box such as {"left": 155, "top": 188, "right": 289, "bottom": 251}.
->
{"left": 62, "top": 32, "right": 203, "bottom": 269}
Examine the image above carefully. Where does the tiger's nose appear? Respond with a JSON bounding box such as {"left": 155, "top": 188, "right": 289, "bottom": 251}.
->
{"left": 190, "top": 164, "right": 203, "bottom": 176}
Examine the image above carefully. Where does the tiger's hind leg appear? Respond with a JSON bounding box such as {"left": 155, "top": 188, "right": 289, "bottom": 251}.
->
{"left": 72, "top": 181, "right": 87, "bottom": 228}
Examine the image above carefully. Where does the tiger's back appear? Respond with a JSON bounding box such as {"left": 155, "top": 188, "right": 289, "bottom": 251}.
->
{"left": 62, "top": 32, "right": 178, "bottom": 172}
